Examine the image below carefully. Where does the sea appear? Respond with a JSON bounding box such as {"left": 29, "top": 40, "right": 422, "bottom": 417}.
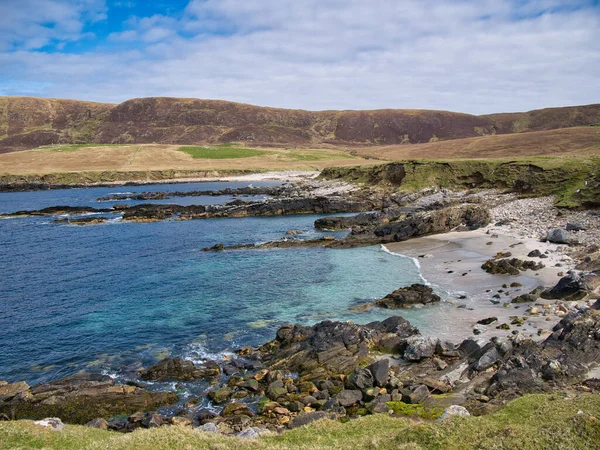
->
{"left": 0, "top": 181, "right": 458, "bottom": 403}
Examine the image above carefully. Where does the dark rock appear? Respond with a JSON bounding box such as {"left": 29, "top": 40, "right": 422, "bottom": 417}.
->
{"left": 346, "top": 369, "right": 373, "bottom": 390}
{"left": 512, "top": 294, "right": 538, "bottom": 304}
{"left": 287, "top": 411, "right": 328, "bottom": 429}
{"left": 266, "top": 381, "right": 288, "bottom": 400}
{"left": 337, "top": 390, "right": 363, "bottom": 407}
{"left": 527, "top": 249, "right": 543, "bottom": 258}
{"left": 566, "top": 222, "right": 586, "bottom": 231}
{"left": 436, "top": 340, "right": 460, "bottom": 357}
{"left": 541, "top": 271, "right": 591, "bottom": 301}
{"left": 139, "top": 357, "right": 220, "bottom": 381}
{"left": 370, "top": 205, "right": 491, "bottom": 243}
{"left": 253, "top": 317, "right": 419, "bottom": 379}
{"left": 405, "top": 385, "right": 429, "bottom": 404}
{"left": 546, "top": 228, "right": 571, "bottom": 244}
{"left": 0, "top": 373, "right": 177, "bottom": 424}
{"left": 474, "top": 348, "right": 501, "bottom": 371}
{"left": 477, "top": 317, "right": 498, "bottom": 325}
{"left": 374, "top": 284, "right": 441, "bottom": 308}
{"left": 458, "top": 338, "right": 486, "bottom": 360}
{"left": 482, "top": 258, "right": 545, "bottom": 275}
{"left": 221, "top": 402, "right": 253, "bottom": 417}
{"left": 367, "top": 359, "right": 390, "bottom": 387}
{"left": 207, "top": 386, "right": 233, "bottom": 404}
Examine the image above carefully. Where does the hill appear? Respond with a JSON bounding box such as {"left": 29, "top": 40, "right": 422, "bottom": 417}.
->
{"left": 1, "top": 96, "right": 599, "bottom": 153}
{"left": 352, "top": 126, "right": 600, "bottom": 160}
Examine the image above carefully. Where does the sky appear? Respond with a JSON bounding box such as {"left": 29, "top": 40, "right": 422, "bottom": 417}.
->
{"left": 0, "top": 0, "right": 599, "bottom": 114}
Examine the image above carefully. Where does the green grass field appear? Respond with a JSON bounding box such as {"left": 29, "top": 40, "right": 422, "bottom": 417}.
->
{"left": 178, "top": 144, "right": 270, "bottom": 159}
{"left": 1, "top": 394, "right": 599, "bottom": 449}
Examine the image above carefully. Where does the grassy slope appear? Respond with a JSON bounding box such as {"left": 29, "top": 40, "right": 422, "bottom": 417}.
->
{"left": 321, "top": 156, "right": 600, "bottom": 207}
{"left": 1, "top": 394, "right": 599, "bottom": 449}
{"left": 0, "top": 144, "right": 366, "bottom": 183}
{"left": 353, "top": 126, "right": 600, "bottom": 160}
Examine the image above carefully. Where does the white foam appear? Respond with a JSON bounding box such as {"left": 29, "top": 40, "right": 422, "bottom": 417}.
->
{"left": 380, "top": 244, "right": 431, "bottom": 286}
{"left": 182, "top": 343, "right": 234, "bottom": 365}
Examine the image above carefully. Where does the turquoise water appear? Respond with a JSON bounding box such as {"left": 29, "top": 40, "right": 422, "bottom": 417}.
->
{"left": 0, "top": 182, "right": 427, "bottom": 387}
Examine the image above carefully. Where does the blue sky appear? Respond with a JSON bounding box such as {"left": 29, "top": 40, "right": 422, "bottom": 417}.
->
{"left": 0, "top": 0, "right": 599, "bottom": 114}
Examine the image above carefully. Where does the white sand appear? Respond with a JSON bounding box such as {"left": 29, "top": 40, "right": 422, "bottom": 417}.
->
{"left": 384, "top": 229, "right": 583, "bottom": 342}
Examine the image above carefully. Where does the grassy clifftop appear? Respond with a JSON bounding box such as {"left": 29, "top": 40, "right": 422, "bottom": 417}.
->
{"left": 1, "top": 394, "right": 599, "bottom": 449}
{"left": 321, "top": 157, "right": 600, "bottom": 207}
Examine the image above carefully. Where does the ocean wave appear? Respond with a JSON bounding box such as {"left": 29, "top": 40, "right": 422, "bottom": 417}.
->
{"left": 182, "top": 343, "right": 235, "bottom": 365}
{"left": 379, "top": 244, "right": 430, "bottom": 286}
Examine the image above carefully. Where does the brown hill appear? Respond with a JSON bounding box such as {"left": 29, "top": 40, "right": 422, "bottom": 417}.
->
{"left": 1, "top": 96, "right": 599, "bottom": 153}
{"left": 352, "top": 126, "right": 600, "bottom": 160}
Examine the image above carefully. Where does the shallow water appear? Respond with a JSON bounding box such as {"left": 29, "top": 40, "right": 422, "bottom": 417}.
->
{"left": 0, "top": 182, "right": 431, "bottom": 387}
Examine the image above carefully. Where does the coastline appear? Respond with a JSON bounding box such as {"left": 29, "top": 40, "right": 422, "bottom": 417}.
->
{"left": 0, "top": 170, "right": 320, "bottom": 192}
{"left": 384, "top": 227, "right": 579, "bottom": 342}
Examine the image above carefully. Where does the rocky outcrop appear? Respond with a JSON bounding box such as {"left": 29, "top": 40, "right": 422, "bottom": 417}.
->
{"left": 374, "top": 284, "right": 441, "bottom": 309}
{"left": 2, "top": 196, "right": 373, "bottom": 223}
{"left": 0, "top": 373, "right": 178, "bottom": 424}
{"left": 97, "top": 185, "right": 293, "bottom": 202}
{"left": 251, "top": 317, "right": 419, "bottom": 380}
{"left": 368, "top": 205, "right": 490, "bottom": 243}
{"left": 139, "top": 357, "right": 220, "bottom": 381}
{"left": 481, "top": 258, "right": 545, "bottom": 275}
{"left": 1, "top": 205, "right": 112, "bottom": 218}
{"left": 540, "top": 271, "right": 592, "bottom": 301}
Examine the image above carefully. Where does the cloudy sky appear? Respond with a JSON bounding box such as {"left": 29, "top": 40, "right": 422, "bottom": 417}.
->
{"left": 0, "top": 0, "right": 599, "bottom": 114}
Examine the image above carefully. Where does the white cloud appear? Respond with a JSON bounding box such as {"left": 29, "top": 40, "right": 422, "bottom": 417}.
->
{"left": 0, "top": 0, "right": 106, "bottom": 50}
{"left": 1, "top": 0, "right": 599, "bottom": 114}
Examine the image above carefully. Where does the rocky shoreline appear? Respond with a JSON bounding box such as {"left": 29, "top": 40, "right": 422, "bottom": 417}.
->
{"left": 1, "top": 175, "right": 600, "bottom": 440}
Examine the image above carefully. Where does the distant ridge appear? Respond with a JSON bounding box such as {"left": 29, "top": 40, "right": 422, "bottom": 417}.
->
{"left": 1, "top": 96, "right": 599, "bottom": 152}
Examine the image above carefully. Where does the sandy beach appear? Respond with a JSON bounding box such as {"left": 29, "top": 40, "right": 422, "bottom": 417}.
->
{"left": 384, "top": 228, "right": 583, "bottom": 343}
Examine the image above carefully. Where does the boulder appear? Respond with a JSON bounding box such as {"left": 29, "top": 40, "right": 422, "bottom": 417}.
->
{"left": 337, "top": 390, "right": 363, "bottom": 407}
{"left": 404, "top": 337, "right": 437, "bottom": 361}
{"left": 546, "top": 228, "right": 571, "bottom": 244}
{"left": 266, "top": 380, "right": 288, "bottom": 400}
{"left": 438, "top": 405, "right": 470, "bottom": 420}
{"left": 541, "top": 271, "right": 591, "bottom": 301}
{"left": 287, "top": 411, "right": 328, "bottom": 429}
{"left": 474, "top": 347, "right": 501, "bottom": 371}
{"left": 221, "top": 402, "right": 253, "bottom": 417}
{"left": 33, "top": 417, "right": 64, "bottom": 431}
{"left": 367, "top": 359, "right": 390, "bottom": 387}
{"left": 566, "top": 222, "right": 586, "bottom": 232}
{"left": 207, "top": 386, "right": 233, "bottom": 404}
{"left": 405, "top": 385, "right": 429, "bottom": 404}
{"left": 346, "top": 369, "right": 374, "bottom": 390}
{"left": 374, "top": 284, "right": 441, "bottom": 308}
